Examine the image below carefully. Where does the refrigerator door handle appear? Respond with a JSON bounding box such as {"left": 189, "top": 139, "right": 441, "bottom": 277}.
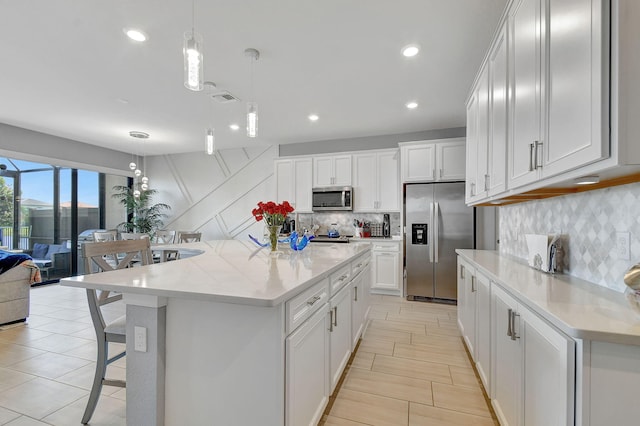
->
{"left": 428, "top": 202, "right": 434, "bottom": 262}
{"left": 434, "top": 202, "right": 439, "bottom": 263}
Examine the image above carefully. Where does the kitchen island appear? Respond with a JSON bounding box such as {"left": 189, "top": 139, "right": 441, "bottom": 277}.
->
{"left": 61, "top": 240, "right": 372, "bottom": 426}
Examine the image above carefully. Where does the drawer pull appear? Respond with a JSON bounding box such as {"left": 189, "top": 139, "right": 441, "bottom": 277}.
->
{"left": 338, "top": 274, "right": 348, "bottom": 282}
{"left": 356, "top": 263, "right": 363, "bottom": 268}
{"left": 354, "top": 286, "right": 358, "bottom": 302}
{"left": 507, "top": 308, "right": 513, "bottom": 338}
{"left": 306, "top": 295, "right": 321, "bottom": 306}
{"left": 333, "top": 306, "right": 338, "bottom": 326}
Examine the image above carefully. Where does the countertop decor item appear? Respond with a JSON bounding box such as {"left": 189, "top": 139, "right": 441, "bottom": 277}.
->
{"left": 251, "top": 200, "right": 295, "bottom": 252}
{"left": 624, "top": 263, "right": 640, "bottom": 290}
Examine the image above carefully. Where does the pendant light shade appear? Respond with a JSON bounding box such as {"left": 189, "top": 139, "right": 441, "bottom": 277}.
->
{"left": 184, "top": 31, "right": 203, "bottom": 91}
{"left": 246, "top": 102, "right": 258, "bottom": 138}
{"left": 206, "top": 128, "right": 215, "bottom": 155}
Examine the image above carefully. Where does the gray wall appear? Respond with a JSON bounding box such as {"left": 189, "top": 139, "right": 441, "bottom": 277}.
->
{"left": 0, "top": 123, "right": 131, "bottom": 175}
{"left": 279, "top": 127, "right": 466, "bottom": 156}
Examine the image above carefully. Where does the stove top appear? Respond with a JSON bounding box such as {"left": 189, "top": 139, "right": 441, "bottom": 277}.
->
{"left": 309, "top": 235, "right": 351, "bottom": 243}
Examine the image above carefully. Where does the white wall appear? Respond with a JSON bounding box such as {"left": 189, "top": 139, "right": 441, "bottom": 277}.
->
{"left": 145, "top": 145, "right": 278, "bottom": 241}
{"left": 499, "top": 182, "right": 640, "bottom": 292}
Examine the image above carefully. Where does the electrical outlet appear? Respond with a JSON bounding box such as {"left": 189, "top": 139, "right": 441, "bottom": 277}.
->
{"left": 616, "top": 232, "right": 630, "bottom": 261}
{"left": 134, "top": 326, "right": 147, "bottom": 352}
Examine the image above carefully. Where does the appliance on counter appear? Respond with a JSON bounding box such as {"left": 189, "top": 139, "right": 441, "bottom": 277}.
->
{"left": 405, "top": 182, "right": 474, "bottom": 301}
{"left": 312, "top": 186, "right": 353, "bottom": 211}
{"left": 382, "top": 213, "right": 391, "bottom": 238}
{"left": 280, "top": 217, "right": 295, "bottom": 234}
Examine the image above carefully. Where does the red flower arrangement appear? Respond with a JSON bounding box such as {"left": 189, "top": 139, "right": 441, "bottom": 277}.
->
{"left": 252, "top": 201, "right": 295, "bottom": 227}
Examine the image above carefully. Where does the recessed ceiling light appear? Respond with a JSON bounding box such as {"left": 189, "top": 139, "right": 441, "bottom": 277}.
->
{"left": 129, "top": 131, "right": 149, "bottom": 139}
{"left": 124, "top": 28, "right": 148, "bottom": 42}
{"left": 308, "top": 114, "right": 319, "bottom": 122}
{"left": 229, "top": 124, "right": 240, "bottom": 131}
{"left": 402, "top": 44, "right": 420, "bottom": 57}
{"left": 406, "top": 101, "right": 418, "bottom": 109}
{"left": 575, "top": 176, "right": 600, "bottom": 185}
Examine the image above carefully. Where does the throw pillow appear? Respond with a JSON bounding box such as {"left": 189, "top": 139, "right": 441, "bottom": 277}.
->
{"left": 32, "top": 243, "right": 48, "bottom": 259}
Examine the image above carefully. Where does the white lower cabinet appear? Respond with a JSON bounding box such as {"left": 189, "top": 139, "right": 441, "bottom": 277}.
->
{"left": 351, "top": 257, "right": 371, "bottom": 350}
{"left": 285, "top": 304, "right": 330, "bottom": 426}
{"left": 457, "top": 258, "right": 476, "bottom": 359}
{"left": 329, "top": 283, "right": 352, "bottom": 394}
{"left": 491, "top": 283, "right": 575, "bottom": 426}
{"left": 371, "top": 242, "right": 402, "bottom": 296}
{"left": 474, "top": 271, "right": 491, "bottom": 392}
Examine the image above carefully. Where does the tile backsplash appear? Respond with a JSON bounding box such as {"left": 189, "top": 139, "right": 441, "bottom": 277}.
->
{"left": 499, "top": 181, "right": 640, "bottom": 293}
{"left": 294, "top": 212, "right": 401, "bottom": 237}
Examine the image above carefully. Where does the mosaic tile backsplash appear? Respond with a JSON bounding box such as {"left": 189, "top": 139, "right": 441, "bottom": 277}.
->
{"left": 499, "top": 181, "right": 640, "bottom": 293}
{"left": 295, "top": 212, "right": 402, "bottom": 237}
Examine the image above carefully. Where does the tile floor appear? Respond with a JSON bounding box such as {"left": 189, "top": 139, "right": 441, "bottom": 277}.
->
{"left": 0, "top": 284, "right": 126, "bottom": 426}
{"left": 320, "top": 295, "right": 498, "bottom": 426}
{"left": 0, "top": 287, "right": 496, "bottom": 426}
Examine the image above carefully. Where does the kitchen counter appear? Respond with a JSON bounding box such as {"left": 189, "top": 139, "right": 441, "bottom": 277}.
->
{"left": 62, "top": 239, "right": 371, "bottom": 307}
{"left": 60, "top": 240, "right": 372, "bottom": 425}
{"left": 456, "top": 249, "right": 640, "bottom": 345}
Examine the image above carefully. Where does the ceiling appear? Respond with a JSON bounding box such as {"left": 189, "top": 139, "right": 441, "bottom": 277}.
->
{"left": 0, "top": 0, "right": 507, "bottom": 156}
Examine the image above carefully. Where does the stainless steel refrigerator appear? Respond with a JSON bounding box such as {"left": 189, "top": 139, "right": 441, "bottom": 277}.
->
{"left": 404, "top": 182, "right": 474, "bottom": 301}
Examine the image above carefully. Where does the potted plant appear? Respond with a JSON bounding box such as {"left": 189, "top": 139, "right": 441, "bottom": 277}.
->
{"left": 111, "top": 185, "right": 171, "bottom": 237}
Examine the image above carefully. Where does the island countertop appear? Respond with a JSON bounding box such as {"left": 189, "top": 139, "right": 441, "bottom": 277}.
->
{"left": 61, "top": 240, "right": 371, "bottom": 307}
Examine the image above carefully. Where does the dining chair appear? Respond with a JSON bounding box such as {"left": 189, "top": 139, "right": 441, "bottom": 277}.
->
{"left": 80, "top": 239, "right": 153, "bottom": 424}
{"left": 153, "top": 230, "right": 177, "bottom": 262}
{"left": 93, "top": 230, "right": 118, "bottom": 242}
{"left": 177, "top": 231, "right": 202, "bottom": 243}
{"left": 120, "top": 232, "right": 150, "bottom": 240}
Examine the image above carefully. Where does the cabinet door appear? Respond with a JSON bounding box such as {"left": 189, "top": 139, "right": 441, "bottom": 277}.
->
{"left": 402, "top": 144, "right": 435, "bottom": 182}
{"left": 520, "top": 305, "right": 575, "bottom": 426}
{"left": 350, "top": 270, "right": 366, "bottom": 350}
{"left": 377, "top": 150, "right": 400, "bottom": 211}
{"left": 458, "top": 259, "right": 476, "bottom": 360}
{"left": 285, "top": 304, "right": 329, "bottom": 426}
{"left": 333, "top": 155, "right": 352, "bottom": 186}
{"left": 293, "top": 158, "right": 313, "bottom": 212}
{"left": 488, "top": 24, "right": 508, "bottom": 196}
{"left": 313, "top": 157, "right": 334, "bottom": 187}
{"left": 437, "top": 140, "right": 466, "bottom": 181}
{"left": 542, "top": 0, "right": 607, "bottom": 178}
{"left": 465, "top": 93, "right": 479, "bottom": 203}
{"left": 275, "top": 160, "right": 294, "bottom": 204}
{"left": 492, "top": 284, "right": 521, "bottom": 426}
{"left": 475, "top": 66, "right": 490, "bottom": 199}
{"left": 508, "top": 0, "right": 542, "bottom": 189}
{"left": 371, "top": 250, "right": 400, "bottom": 292}
{"left": 352, "top": 153, "right": 377, "bottom": 211}
{"left": 475, "top": 271, "right": 492, "bottom": 393}
{"left": 329, "top": 284, "right": 352, "bottom": 393}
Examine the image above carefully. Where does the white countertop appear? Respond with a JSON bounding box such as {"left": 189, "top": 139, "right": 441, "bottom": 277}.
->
{"left": 62, "top": 240, "right": 371, "bottom": 307}
{"left": 457, "top": 249, "right": 640, "bottom": 345}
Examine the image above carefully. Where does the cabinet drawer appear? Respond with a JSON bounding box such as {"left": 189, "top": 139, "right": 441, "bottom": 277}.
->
{"left": 286, "top": 278, "right": 329, "bottom": 334}
{"left": 372, "top": 242, "right": 400, "bottom": 252}
{"left": 351, "top": 254, "right": 371, "bottom": 277}
{"left": 330, "top": 265, "right": 352, "bottom": 294}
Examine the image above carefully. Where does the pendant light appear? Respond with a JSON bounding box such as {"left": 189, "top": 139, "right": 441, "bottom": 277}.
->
{"left": 183, "top": 0, "right": 203, "bottom": 91}
{"left": 206, "top": 128, "right": 215, "bottom": 155}
{"left": 244, "top": 48, "right": 260, "bottom": 138}
{"left": 140, "top": 138, "right": 149, "bottom": 191}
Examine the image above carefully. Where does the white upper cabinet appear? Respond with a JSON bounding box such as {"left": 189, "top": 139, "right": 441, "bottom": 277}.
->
{"left": 466, "top": 92, "right": 479, "bottom": 204}
{"left": 353, "top": 149, "right": 399, "bottom": 212}
{"left": 488, "top": 23, "right": 508, "bottom": 196}
{"left": 274, "top": 158, "right": 312, "bottom": 212}
{"left": 400, "top": 139, "right": 466, "bottom": 183}
{"left": 313, "top": 155, "right": 352, "bottom": 187}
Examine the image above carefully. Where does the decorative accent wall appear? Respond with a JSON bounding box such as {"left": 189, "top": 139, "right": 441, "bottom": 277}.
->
{"left": 499, "top": 182, "right": 640, "bottom": 292}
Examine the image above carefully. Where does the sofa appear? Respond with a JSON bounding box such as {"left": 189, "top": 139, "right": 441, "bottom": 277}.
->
{"left": 29, "top": 242, "right": 71, "bottom": 280}
{"left": 0, "top": 255, "right": 37, "bottom": 325}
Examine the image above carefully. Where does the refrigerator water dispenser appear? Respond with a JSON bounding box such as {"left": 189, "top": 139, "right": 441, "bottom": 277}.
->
{"left": 412, "top": 224, "right": 428, "bottom": 245}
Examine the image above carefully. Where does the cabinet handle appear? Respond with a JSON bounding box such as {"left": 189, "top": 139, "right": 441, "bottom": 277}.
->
{"left": 460, "top": 265, "right": 465, "bottom": 279}
{"left": 338, "top": 274, "right": 348, "bottom": 282}
{"left": 356, "top": 263, "right": 363, "bottom": 268}
{"left": 333, "top": 306, "right": 338, "bottom": 327}
{"left": 439, "top": 169, "right": 443, "bottom": 179}
{"left": 534, "top": 140, "right": 542, "bottom": 170}
{"left": 306, "top": 295, "right": 321, "bottom": 306}
{"left": 470, "top": 182, "right": 475, "bottom": 197}
{"left": 354, "top": 286, "right": 358, "bottom": 302}
{"left": 471, "top": 276, "right": 476, "bottom": 293}
{"left": 507, "top": 308, "right": 513, "bottom": 337}
{"left": 432, "top": 169, "right": 436, "bottom": 179}
{"left": 528, "top": 143, "right": 535, "bottom": 172}
{"left": 511, "top": 311, "right": 520, "bottom": 341}
{"left": 329, "top": 309, "right": 334, "bottom": 332}
{"left": 484, "top": 174, "right": 490, "bottom": 191}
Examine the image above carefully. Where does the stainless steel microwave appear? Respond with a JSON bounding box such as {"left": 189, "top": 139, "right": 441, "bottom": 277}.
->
{"left": 312, "top": 186, "right": 353, "bottom": 211}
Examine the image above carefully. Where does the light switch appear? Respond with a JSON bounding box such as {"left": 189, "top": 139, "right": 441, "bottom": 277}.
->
{"left": 134, "top": 326, "right": 147, "bottom": 352}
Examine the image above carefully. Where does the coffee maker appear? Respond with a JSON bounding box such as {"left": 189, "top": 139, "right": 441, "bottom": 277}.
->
{"left": 382, "top": 213, "right": 391, "bottom": 238}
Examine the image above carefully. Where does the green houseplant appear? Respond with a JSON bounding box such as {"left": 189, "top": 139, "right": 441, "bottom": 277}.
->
{"left": 111, "top": 185, "right": 171, "bottom": 236}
